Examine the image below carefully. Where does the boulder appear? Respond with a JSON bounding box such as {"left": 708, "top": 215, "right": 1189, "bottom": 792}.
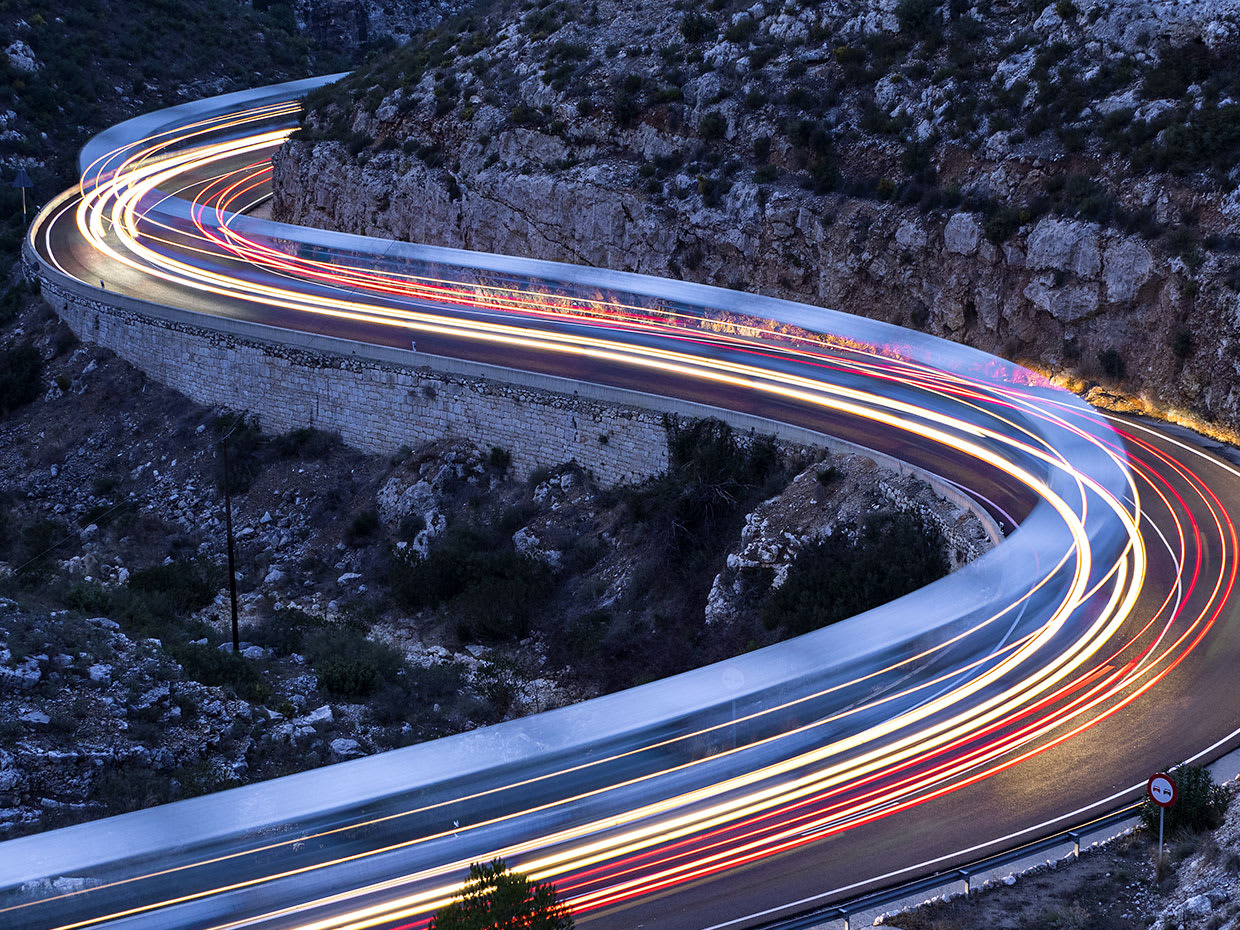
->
{"left": 330, "top": 737, "right": 364, "bottom": 759}
{"left": 1026, "top": 218, "right": 1101, "bottom": 278}
{"left": 88, "top": 663, "right": 113, "bottom": 685}
{"left": 1103, "top": 237, "right": 1154, "bottom": 303}
{"left": 1023, "top": 279, "right": 1101, "bottom": 323}
{"left": 944, "top": 213, "right": 982, "bottom": 255}
{"left": 296, "top": 704, "right": 333, "bottom": 727}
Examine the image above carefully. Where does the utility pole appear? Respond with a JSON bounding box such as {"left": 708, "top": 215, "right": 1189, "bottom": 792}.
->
{"left": 220, "top": 434, "right": 241, "bottom": 652}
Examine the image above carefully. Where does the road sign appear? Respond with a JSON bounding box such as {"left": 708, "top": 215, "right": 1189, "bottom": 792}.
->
{"left": 1148, "top": 772, "right": 1177, "bottom": 808}
{"left": 12, "top": 166, "right": 32, "bottom": 220}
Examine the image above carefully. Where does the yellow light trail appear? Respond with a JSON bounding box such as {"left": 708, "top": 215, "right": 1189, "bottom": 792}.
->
{"left": 21, "top": 91, "right": 1222, "bottom": 930}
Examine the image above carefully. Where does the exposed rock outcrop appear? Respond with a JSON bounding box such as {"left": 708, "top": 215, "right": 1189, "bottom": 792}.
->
{"left": 272, "top": 0, "right": 1240, "bottom": 437}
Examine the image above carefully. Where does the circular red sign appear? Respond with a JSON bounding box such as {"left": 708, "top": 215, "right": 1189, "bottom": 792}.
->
{"left": 1148, "top": 772, "right": 1177, "bottom": 808}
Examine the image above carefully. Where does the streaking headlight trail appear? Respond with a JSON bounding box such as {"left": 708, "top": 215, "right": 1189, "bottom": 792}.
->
{"left": 8, "top": 75, "right": 1240, "bottom": 930}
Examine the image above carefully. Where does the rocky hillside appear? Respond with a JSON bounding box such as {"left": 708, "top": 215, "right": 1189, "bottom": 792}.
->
{"left": 292, "top": 0, "right": 473, "bottom": 53}
{"left": 0, "top": 276, "right": 984, "bottom": 836}
{"left": 0, "top": 0, "right": 348, "bottom": 259}
{"left": 273, "top": 0, "right": 1240, "bottom": 436}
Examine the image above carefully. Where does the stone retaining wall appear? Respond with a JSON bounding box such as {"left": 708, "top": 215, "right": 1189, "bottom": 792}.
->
{"left": 37, "top": 279, "right": 670, "bottom": 486}
{"left": 26, "top": 248, "right": 1003, "bottom": 544}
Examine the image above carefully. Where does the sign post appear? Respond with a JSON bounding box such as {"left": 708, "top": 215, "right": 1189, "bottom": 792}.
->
{"left": 12, "top": 167, "right": 32, "bottom": 222}
{"left": 1148, "top": 772, "right": 1178, "bottom": 861}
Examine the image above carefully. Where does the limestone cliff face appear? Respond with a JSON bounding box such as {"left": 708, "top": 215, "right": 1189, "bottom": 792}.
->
{"left": 274, "top": 131, "right": 1238, "bottom": 432}
{"left": 270, "top": 0, "right": 1240, "bottom": 434}
{"left": 291, "top": 0, "right": 469, "bottom": 51}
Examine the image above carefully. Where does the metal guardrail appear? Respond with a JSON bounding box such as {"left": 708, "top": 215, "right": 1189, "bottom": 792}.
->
{"left": 763, "top": 804, "right": 1143, "bottom": 929}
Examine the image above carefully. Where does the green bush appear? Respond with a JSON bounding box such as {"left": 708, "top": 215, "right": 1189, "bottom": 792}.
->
{"left": 1141, "top": 765, "right": 1229, "bottom": 835}
{"left": 214, "top": 413, "right": 266, "bottom": 493}
{"left": 430, "top": 859, "right": 573, "bottom": 930}
{"left": 763, "top": 510, "right": 948, "bottom": 636}
{"left": 243, "top": 605, "right": 323, "bottom": 655}
{"left": 317, "top": 658, "right": 381, "bottom": 697}
{"left": 679, "top": 12, "right": 714, "bottom": 43}
{"left": 0, "top": 343, "right": 43, "bottom": 416}
{"left": 698, "top": 110, "right": 727, "bottom": 141}
{"left": 0, "top": 281, "right": 27, "bottom": 326}
{"left": 985, "top": 207, "right": 1024, "bottom": 244}
{"left": 302, "top": 624, "right": 406, "bottom": 695}
{"left": 896, "top": 0, "right": 941, "bottom": 36}
{"left": 612, "top": 91, "right": 642, "bottom": 128}
{"left": 128, "top": 559, "right": 224, "bottom": 618}
{"left": 1170, "top": 329, "right": 1194, "bottom": 360}
{"left": 13, "top": 518, "right": 75, "bottom": 580}
{"left": 624, "top": 419, "right": 784, "bottom": 564}
{"left": 389, "top": 521, "right": 553, "bottom": 642}
{"left": 169, "top": 643, "right": 271, "bottom": 703}
{"left": 1143, "top": 42, "right": 1212, "bottom": 100}
{"left": 345, "top": 509, "right": 381, "bottom": 546}
{"left": 723, "top": 17, "right": 756, "bottom": 44}
{"left": 271, "top": 427, "right": 337, "bottom": 458}
{"left": 1097, "top": 347, "right": 1126, "bottom": 380}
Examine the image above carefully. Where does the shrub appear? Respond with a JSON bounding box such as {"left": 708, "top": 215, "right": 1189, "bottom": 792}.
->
{"left": 128, "top": 559, "right": 223, "bottom": 617}
{"left": 14, "top": 518, "right": 75, "bottom": 580}
{"left": 763, "top": 510, "right": 948, "bottom": 636}
{"left": 243, "top": 606, "right": 322, "bottom": 655}
{"left": 754, "top": 164, "right": 777, "bottom": 183}
{"left": 612, "top": 90, "right": 642, "bottom": 128}
{"left": 317, "top": 658, "right": 381, "bottom": 697}
{"left": 214, "top": 413, "right": 266, "bottom": 493}
{"left": 430, "top": 859, "right": 573, "bottom": 930}
{"left": 698, "top": 110, "right": 727, "bottom": 141}
{"left": 489, "top": 446, "right": 512, "bottom": 471}
{"left": 1166, "top": 225, "right": 1203, "bottom": 268}
{"left": 453, "top": 558, "right": 552, "bottom": 641}
{"left": 271, "top": 427, "right": 337, "bottom": 458}
{"left": 302, "top": 625, "right": 405, "bottom": 696}
{"left": 0, "top": 281, "right": 27, "bottom": 326}
{"left": 623, "top": 419, "right": 784, "bottom": 564}
{"left": 680, "top": 12, "right": 714, "bottom": 43}
{"left": 1097, "top": 347, "right": 1126, "bottom": 380}
{"left": 1140, "top": 764, "right": 1228, "bottom": 835}
{"left": 1170, "top": 328, "right": 1194, "bottom": 360}
{"left": 389, "top": 523, "right": 553, "bottom": 642}
{"left": 1142, "top": 42, "right": 1212, "bottom": 100}
{"left": 345, "top": 509, "right": 381, "bottom": 546}
{"left": 0, "top": 343, "right": 43, "bottom": 416}
{"left": 896, "top": 0, "right": 941, "bottom": 36}
{"left": 985, "top": 207, "right": 1023, "bottom": 244}
{"left": 723, "top": 16, "right": 757, "bottom": 43}
{"left": 169, "top": 643, "right": 271, "bottom": 703}
{"left": 749, "top": 44, "right": 778, "bottom": 69}
{"left": 1061, "top": 175, "right": 1115, "bottom": 223}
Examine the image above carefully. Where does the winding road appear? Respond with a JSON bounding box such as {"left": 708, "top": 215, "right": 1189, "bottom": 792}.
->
{"left": 4, "top": 76, "right": 1240, "bottom": 930}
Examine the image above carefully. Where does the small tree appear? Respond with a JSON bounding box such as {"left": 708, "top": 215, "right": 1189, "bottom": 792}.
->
{"left": 430, "top": 859, "right": 574, "bottom": 930}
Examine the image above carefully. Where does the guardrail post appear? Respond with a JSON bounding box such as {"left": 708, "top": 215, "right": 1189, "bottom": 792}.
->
{"left": 958, "top": 867, "right": 971, "bottom": 895}
{"left": 1069, "top": 830, "right": 1082, "bottom": 859}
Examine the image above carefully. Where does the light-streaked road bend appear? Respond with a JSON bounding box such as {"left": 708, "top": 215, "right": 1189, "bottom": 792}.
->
{"left": 5, "top": 76, "right": 1240, "bottom": 930}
